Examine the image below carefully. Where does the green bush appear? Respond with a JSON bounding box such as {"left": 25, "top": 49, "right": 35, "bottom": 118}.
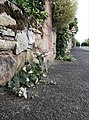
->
{"left": 76, "top": 40, "right": 80, "bottom": 46}
{"left": 57, "top": 53, "right": 76, "bottom": 62}
{"left": 81, "top": 38, "right": 89, "bottom": 46}
{"left": 81, "top": 42, "right": 89, "bottom": 46}
{"left": 56, "top": 26, "right": 70, "bottom": 57}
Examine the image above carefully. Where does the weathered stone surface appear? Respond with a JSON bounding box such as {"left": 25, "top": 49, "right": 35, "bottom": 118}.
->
{"left": 2, "top": 36, "right": 15, "bottom": 41}
{"left": 0, "top": 0, "right": 7, "bottom": 4}
{"left": 35, "top": 33, "right": 43, "bottom": 49}
{"left": 28, "top": 30, "right": 35, "bottom": 45}
{"left": 66, "top": 37, "right": 72, "bottom": 53}
{"left": 15, "top": 31, "right": 28, "bottom": 54}
{"left": 0, "top": 28, "right": 15, "bottom": 37}
{"left": 0, "top": 39, "right": 16, "bottom": 50}
{"left": 0, "top": 52, "right": 17, "bottom": 86}
{"left": 16, "top": 51, "right": 26, "bottom": 71}
{"left": 26, "top": 49, "right": 34, "bottom": 62}
{"left": 52, "top": 30, "right": 56, "bottom": 56}
{"left": 0, "top": 12, "right": 16, "bottom": 26}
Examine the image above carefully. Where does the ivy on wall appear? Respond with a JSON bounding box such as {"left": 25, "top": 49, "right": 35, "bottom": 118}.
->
{"left": 9, "top": 0, "right": 48, "bottom": 22}
{"left": 56, "top": 26, "right": 70, "bottom": 57}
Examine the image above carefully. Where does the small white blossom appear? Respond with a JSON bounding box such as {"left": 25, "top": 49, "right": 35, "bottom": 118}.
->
{"left": 35, "top": 78, "right": 39, "bottom": 84}
{"left": 42, "top": 54, "right": 45, "bottom": 57}
{"left": 18, "top": 90, "right": 22, "bottom": 97}
{"left": 43, "top": 74, "right": 47, "bottom": 77}
{"left": 18, "top": 94, "right": 22, "bottom": 97}
{"left": 26, "top": 77, "right": 29, "bottom": 82}
{"left": 23, "top": 66, "right": 27, "bottom": 72}
{"left": 19, "top": 90, "right": 22, "bottom": 94}
{"left": 20, "top": 87, "right": 27, "bottom": 99}
{"left": 28, "top": 70, "right": 33, "bottom": 74}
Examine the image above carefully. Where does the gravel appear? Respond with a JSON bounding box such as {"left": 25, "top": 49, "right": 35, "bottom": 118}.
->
{"left": 0, "top": 47, "right": 89, "bottom": 120}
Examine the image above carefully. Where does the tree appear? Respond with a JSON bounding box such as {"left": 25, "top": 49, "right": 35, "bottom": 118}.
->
{"left": 76, "top": 40, "right": 80, "bottom": 46}
{"left": 81, "top": 38, "right": 89, "bottom": 46}
{"left": 53, "top": 0, "right": 78, "bottom": 30}
{"left": 52, "top": 0, "right": 78, "bottom": 57}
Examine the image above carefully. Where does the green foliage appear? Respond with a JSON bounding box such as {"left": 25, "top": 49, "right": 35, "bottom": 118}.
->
{"left": 52, "top": 0, "right": 78, "bottom": 58}
{"left": 76, "top": 40, "right": 80, "bottom": 46}
{"left": 7, "top": 52, "right": 46, "bottom": 98}
{"left": 81, "top": 42, "right": 88, "bottom": 46}
{"left": 10, "top": 0, "right": 48, "bottom": 22}
{"left": 57, "top": 53, "right": 76, "bottom": 62}
{"left": 71, "top": 35, "right": 76, "bottom": 47}
{"left": 81, "top": 38, "right": 89, "bottom": 46}
{"left": 56, "top": 26, "right": 70, "bottom": 57}
{"left": 53, "top": 0, "right": 78, "bottom": 29}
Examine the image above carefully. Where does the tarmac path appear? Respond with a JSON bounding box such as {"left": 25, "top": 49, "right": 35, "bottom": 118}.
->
{"left": 0, "top": 47, "right": 89, "bottom": 120}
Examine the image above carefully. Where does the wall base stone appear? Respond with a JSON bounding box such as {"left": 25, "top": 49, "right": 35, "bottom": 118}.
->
{"left": 0, "top": 52, "right": 17, "bottom": 86}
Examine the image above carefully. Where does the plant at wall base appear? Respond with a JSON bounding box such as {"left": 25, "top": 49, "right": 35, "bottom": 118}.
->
{"left": 57, "top": 53, "right": 76, "bottom": 62}
{"left": 7, "top": 52, "right": 46, "bottom": 98}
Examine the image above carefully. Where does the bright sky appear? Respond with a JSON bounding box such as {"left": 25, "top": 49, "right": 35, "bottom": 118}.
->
{"left": 75, "top": 0, "right": 89, "bottom": 43}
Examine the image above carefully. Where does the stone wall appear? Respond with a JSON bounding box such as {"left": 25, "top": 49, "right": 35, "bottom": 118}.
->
{"left": 0, "top": 23, "right": 40, "bottom": 86}
{"left": 0, "top": 0, "right": 56, "bottom": 86}
{"left": 43, "top": 1, "right": 56, "bottom": 61}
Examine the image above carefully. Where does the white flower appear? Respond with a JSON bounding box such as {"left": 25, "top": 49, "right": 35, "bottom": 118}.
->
{"left": 35, "top": 78, "right": 39, "bottom": 84}
{"left": 26, "top": 77, "right": 29, "bottom": 82}
{"left": 42, "top": 54, "right": 45, "bottom": 57}
{"left": 43, "top": 74, "right": 47, "bottom": 77}
{"left": 18, "top": 90, "right": 22, "bottom": 97}
{"left": 18, "top": 94, "right": 22, "bottom": 97}
{"left": 23, "top": 66, "right": 27, "bottom": 72}
{"left": 19, "top": 90, "right": 22, "bottom": 94}
{"left": 20, "top": 87, "right": 27, "bottom": 99}
{"left": 28, "top": 70, "right": 33, "bottom": 74}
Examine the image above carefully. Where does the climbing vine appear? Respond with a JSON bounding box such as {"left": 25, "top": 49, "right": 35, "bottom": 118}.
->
{"left": 10, "top": 0, "right": 48, "bottom": 22}
{"left": 56, "top": 26, "right": 70, "bottom": 57}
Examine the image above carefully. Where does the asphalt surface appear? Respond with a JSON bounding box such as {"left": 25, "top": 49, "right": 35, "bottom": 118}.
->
{"left": 81, "top": 46, "right": 89, "bottom": 51}
{"left": 0, "top": 47, "right": 89, "bottom": 120}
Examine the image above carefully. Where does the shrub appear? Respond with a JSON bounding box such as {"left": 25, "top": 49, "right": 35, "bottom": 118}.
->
{"left": 57, "top": 53, "right": 76, "bottom": 62}
{"left": 7, "top": 52, "right": 46, "bottom": 98}
{"left": 76, "top": 40, "right": 80, "bottom": 46}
